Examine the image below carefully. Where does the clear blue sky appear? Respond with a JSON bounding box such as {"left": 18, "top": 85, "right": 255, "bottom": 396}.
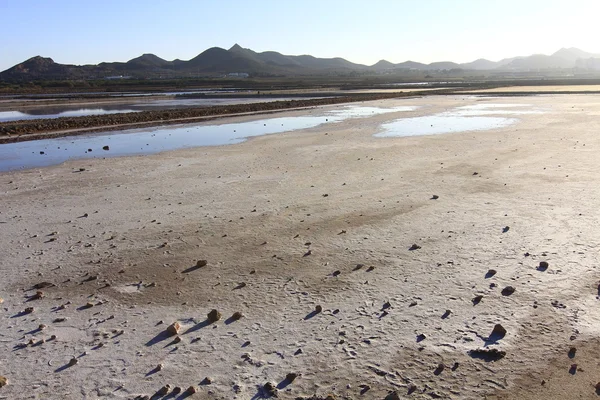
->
{"left": 1, "top": 0, "right": 598, "bottom": 71}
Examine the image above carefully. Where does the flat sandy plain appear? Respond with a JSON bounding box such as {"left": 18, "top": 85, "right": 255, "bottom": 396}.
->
{"left": 2, "top": 94, "right": 600, "bottom": 399}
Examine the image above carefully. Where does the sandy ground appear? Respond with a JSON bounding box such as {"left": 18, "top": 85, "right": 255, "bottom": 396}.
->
{"left": 2, "top": 95, "right": 600, "bottom": 399}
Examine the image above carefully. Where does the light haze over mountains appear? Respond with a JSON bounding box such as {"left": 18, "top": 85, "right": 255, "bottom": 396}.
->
{"left": 2, "top": 45, "right": 600, "bottom": 81}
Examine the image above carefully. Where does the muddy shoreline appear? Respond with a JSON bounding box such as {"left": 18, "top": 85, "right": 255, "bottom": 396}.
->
{"left": 0, "top": 92, "right": 430, "bottom": 143}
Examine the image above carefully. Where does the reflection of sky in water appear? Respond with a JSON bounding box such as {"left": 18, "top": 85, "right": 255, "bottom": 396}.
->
{"left": 0, "top": 109, "right": 140, "bottom": 122}
{"left": 375, "top": 103, "right": 540, "bottom": 138}
{"left": 0, "top": 105, "right": 416, "bottom": 171}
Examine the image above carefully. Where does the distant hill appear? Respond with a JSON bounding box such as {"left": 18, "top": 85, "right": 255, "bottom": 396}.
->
{"left": 2, "top": 45, "right": 600, "bottom": 81}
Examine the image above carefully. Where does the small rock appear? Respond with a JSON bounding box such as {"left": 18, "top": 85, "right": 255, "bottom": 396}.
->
{"left": 196, "top": 259, "right": 207, "bottom": 268}
{"left": 156, "top": 363, "right": 164, "bottom": 371}
{"left": 33, "top": 282, "right": 54, "bottom": 289}
{"left": 172, "top": 387, "right": 182, "bottom": 395}
{"left": 569, "top": 347, "right": 577, "bottom": 358}
{"left": 230, "top": 311, "right": 243, "bottom": 321}
{"left": 166, "top": 321, "right": 181, "bottom": 335}
{"left": 431, "top": 195, "right": 439, "bottom": 200}
{"left": 472, "top": 295, "right": 483, "bottom": 305}
{"left": 409, "top": 244, "right": 421, "bottom": 251}
{"left": 502, "top": 226, "right": 510, "bottom": 233}
{"left": 315, "top": 305, "right": 323, "bottom": 313}
{"left": 172, "top": 336, "right": 181, "bottom": 344}
{"left": 201, "top": 377, "right": 213, "bottom": 385}
{"left": 0, "top": 376, "right": 7, "bottom": 388}
{"left": 68, "top": 357, "right": 78, "bottom": 367}
{"left": 538, "top": 261, "right": 549, "bottom": 271}
{"left": 207, "top": 309, "right": 221, "bottom": 323}
{"left": 501, "top": 286, "right": 515, "bottom": 296}
{"left": 285, "top": 372, "right": 298, "bottom": 382}
{"left": 263, "top": 382, "right": 277, "bottom": 397}
{"left": 185, "top": 386, "right": 197, "bottom": 395}
{"left": 24, "top": 307, "right": 34, "bottom": 314}
{"left": 385, "top": 391, "right": 401, "bottom": 400}
{"left": 434, "top": 363, "right": 445, "bottom": 375}
{"left": 156, "top": 385, "right": 171, "bottom": 396}
{"left": 32, "top": 291, "right": 44, "bottom": 300}
{"left": 485, "top": 269, "right": 497, "bottom": 278}
{"left": 491, "top": 324, "right": 507, "bottom": 339}
{"left": 102, "top": 145, "right": 110, "bottom": 151}
{"left": 38, "top": 324, "right": 47, "bottom": 331}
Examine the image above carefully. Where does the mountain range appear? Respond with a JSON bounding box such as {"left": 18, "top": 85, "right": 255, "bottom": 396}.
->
{"left": 2, "top": 45, "right": 600, "bottom": 81}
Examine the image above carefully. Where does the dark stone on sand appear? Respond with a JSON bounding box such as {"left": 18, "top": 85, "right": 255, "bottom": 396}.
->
{"left": 196, "top": 259, "right": 208, "bottom": 268}
{"left": 485, "top": 269, "right": 497, "bottom": 278}
{"left": 385, "top": 391, "right": 401, "bottom": 400}
{"left": 207, "top": 309, "right": 221, "bottom": 323}
{"left": 416, "top": 333, "right": 427, "bottom": 342}
{"left": 434, "top": 363, "right": 445, "bottom": 375}
{"left": 263, "top": 382, "right": 277, "bottom": 397}
{"left": 538, "top": 261, "right": 549, "bottom": 271}
{"left": 102, "top": 145, "right": 110, "bottom": 151}
{"left": 502, "top": 226, "right": 510, "bottom": 233}
{"left": 285, "top": 373, "right": 298, "bottom": 383}
{"left": 315, "top": 305, "right": 323, "bottom": 313}
{"left": 568, "top": 347, "right": 577, "bottom": 358}
{"left": 33, "top": 282, "right": 54, "bottom": 289}
{"left": 472, "top": 295, "right": 483, "bottom": 305}
{"left": 490, "top": 324, "right": 507, "bottom": 340}
{"left": 501, "top": 286, "right": 515, "bottom": 296}
{"left": 468, "top": 348, "right": 506, "bottom": 361}
{"left": 431, "top": 195, "right": 439, "bottom": 200}
{"left": 409, "top": 244, "right": 421, "bottom": 251}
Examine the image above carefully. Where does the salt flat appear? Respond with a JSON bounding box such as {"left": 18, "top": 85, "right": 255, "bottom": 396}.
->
{"left": 1, "top": 94, "right": 600, "bottom": 399}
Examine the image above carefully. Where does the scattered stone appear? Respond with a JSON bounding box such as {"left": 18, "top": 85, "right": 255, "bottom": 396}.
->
{"left": 24, "top": 307, "right": 34, "bottom": 314}
{"left": 502, "top": 226, "right": 510, "bottom": 233}
{"left": 207, "top": 309, "right": 221, "bottom": 323}
{"left": 568, "top": 347, "right": 577, "bottom": 358}
{"left": 434, "top": 363, "right": 445, "bottom": 375}
{"left": 0, "top": 297, "right": 3, "bottom": 304}
{"left": 0, "top": 376, "right": 7, "bottom": 388}
{"left": 385, "top": 391, "right": 401, "bottom": 400}
{"left": 31, "top": 290, "right": 44, "bottom": 300}
{"left": 200, "top": 377, "right": 213, "bottom": 385}
{"left": 172, "top": 336, "right": 182, "bottom": 344}
{"left": 102, "top": 145, "right": 110, "bottom": 151}
{"left": 332, "top": 270, "right": 341, "bottom": 277}
{"left": 68, "top": 357, "right": 78, "bottom": 367}
{"left": 156, "top": 385, "right": 171, "bottom": 396}
{"left": 230, "top": 311, "right": 243, "bottom": 321}
{"left": 485, "top": 269, "right": 497, "bottom": 278}
{"left": 172, "top": 387, "right": 182, "bottom": 395}
{"left": 431, "top": 195, "right": 439, "bottom": 200}
{"left": 442, "top": 309, "right": 451, "bottom": 319}
{"left": 538, "top": 261, "right": 549, "bottom": 271}
{"left": 472, "top": 295, "right": 483, "bottom": 305}
{"left": 468, "top": 348, "right": 506, "bottom": 361}
{"left": 38, "top": 324, "right": 47, "bottom": 331}
{"left": 263, "top": 382, "right": 277, "bottom": 397}
{"left": 501, "top": 286, "right": 515, "bottom": 296}
{"left": 166, "top": 322, "right": 181, "bottom": 335}
{"left": 33, "top": 282, "right": 54, "bottom": 289}
{"left": 416, "top": 333, "right": 427, "bottom": 342}
{"left": 315, "top": 305, "right": 323, "bottom": 313}
{"left": 285, "top": 373, "right": 298, "bottom": 383}
{"left": 491, "top": 324, "right": 507, "bottom": 339}
{"left": 185, "top": 386, "right": 197, "bottom": 395}
{"left": 83, "top": 302, "right": 94, "bottom": 309}
{"left": 196, "top": 259, "right": 208, "bottom": 268}
{"left": 156, "top": 364, "right": 164, "bottom": 371}
{"left": 409, "top": 244, "right": 421, "bottom": 251}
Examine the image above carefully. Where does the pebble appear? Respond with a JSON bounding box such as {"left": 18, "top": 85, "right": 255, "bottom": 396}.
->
{"left": 68, "top": 358, "right": 78, "bottom": 367}
{"left": 166, "top": 322, "right": 181, "bottom": 335}
{"left": 263, "top": 382, "right": 277, "bottom": 397}
{"left": 491, "top": 324, "right": 507, "bottom": 338}
{"left": 185, "top": 386, "right": 197, "bottom": 395}
{"left": 230, "top": 311, "right": 243, "bottom": 321}
{"left": 0, "top": 376, "right": 6, "bottom": 388}
{"left": 207, "top": 309, "right": 221, "bottom": 322}
{"left": 501, "top": 286, "right": 515, "bottom": 296}
{"left": 409, "top": 244, "right": 421, "bottom": 251}
{"left": 315, "top": 305, "right": 323, "bottom": 313}
{"left": 285, "top": 372, "right": 298, "bottom": 382}
{"left": 156, "top": 385, "right": 170, "bottom": 396}
{"left": 196, "top": 259, "right": 208, "bottom": 268}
